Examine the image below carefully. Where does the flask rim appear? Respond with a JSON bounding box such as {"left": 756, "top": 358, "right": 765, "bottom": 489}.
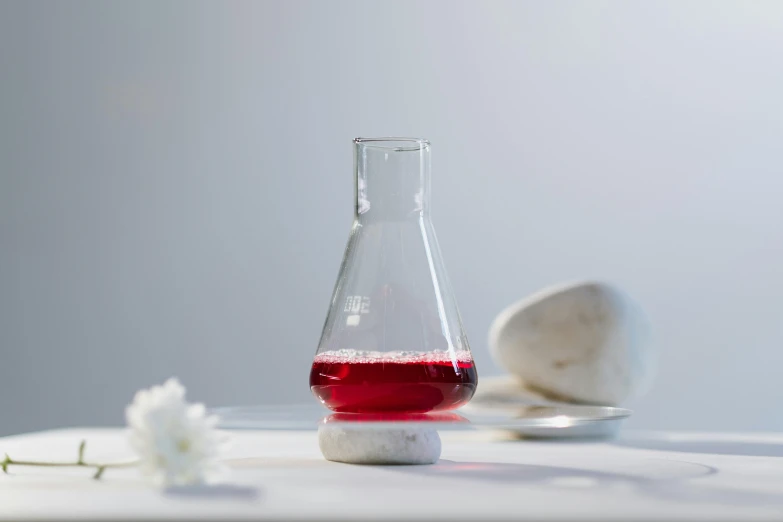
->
{"left": 354, "top": 137, "right": 430, "bottom": 152}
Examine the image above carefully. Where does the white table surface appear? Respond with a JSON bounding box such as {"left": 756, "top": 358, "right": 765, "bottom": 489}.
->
{"left": 1, "top": 428, "right": 783, "bottom": 520}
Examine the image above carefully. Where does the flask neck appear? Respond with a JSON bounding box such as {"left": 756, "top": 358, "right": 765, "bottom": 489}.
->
{"left": 354, "top": 138, "right": 431, "bottom": 221}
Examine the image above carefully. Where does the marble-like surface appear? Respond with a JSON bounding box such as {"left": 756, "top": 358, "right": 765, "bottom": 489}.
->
{"left": 318, "top": 424, "right": 441, "bottom": 465}
{"left": 489, "top": 281, "right": 653, "bottom": 405}
{"left": 2, "top": 428, "right": 783, "bottom": 520}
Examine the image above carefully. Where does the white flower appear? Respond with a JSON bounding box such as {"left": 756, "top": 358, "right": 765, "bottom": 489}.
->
{"left": 125, "top": 378, "right": 227, "bottom": 486}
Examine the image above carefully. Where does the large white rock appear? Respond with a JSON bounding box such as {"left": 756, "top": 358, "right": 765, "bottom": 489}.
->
{"left": 318, "top": 425, "right": 441, "bottom": 465}
{"left": 488, "top": 281, "right": 653, "bottom": 405}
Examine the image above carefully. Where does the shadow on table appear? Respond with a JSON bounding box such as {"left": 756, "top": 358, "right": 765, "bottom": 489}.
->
{"left": 612, "top": 436, "right": 783, "bottom": 457}
{"left": 388, "top": 460, "right": 783, "bottom": 507}
{"left": 164, "top": 483, "right": 261, "bottom": 500}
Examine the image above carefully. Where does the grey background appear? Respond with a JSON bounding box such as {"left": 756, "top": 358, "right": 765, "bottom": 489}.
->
{"left": 2, "top": 1, "right": 782, "bottom": 436}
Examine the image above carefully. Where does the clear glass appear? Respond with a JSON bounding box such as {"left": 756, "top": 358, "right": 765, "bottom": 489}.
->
{"left": 214, "top": 403, "right": 631, "bottom": 436}
{"left": 310, "top": 137, "right": 477, "bottom": 413}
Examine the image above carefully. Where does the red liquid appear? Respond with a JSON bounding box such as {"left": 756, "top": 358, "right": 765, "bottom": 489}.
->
{"left": 309, "top": 350, "right": 478, "bottom": 413}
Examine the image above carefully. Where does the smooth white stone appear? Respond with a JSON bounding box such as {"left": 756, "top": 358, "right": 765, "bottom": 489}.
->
{"left": 488, "top": 281, "right": 653, "bottom": 405}
{"left": 318, "top": 425, "right": 441, "bottom": 465}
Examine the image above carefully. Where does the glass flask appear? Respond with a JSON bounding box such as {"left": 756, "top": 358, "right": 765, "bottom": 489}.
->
{"left": 310, "top": 137, "right": 477, "bottom": 413}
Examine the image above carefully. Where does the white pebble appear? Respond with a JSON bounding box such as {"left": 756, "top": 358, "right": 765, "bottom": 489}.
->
{"left": 489, "top": 281, "right": 653, "bottom": 405}
{"left": 318, "top": 425, "right": 441, "bottom": 465}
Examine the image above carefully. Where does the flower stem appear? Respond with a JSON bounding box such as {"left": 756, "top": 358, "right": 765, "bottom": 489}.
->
{"left": 1, "top": 440, "right": 137, "bottom": 480}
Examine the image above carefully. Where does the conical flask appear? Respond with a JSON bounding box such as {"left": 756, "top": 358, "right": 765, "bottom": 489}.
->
{"left": 310, "top": 138, "right": 477, "bottom": 413}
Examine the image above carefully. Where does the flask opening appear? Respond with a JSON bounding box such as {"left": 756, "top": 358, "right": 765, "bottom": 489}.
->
{"left": 354, "top": 137, "right": 431, "bottom": 218}
{"left": 354, "top": 137, "right": 430, "bottom": 152}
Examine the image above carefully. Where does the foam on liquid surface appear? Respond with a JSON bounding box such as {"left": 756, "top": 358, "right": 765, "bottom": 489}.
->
{"left": 313, "top": 349, "right": 473, "bottom": 365}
